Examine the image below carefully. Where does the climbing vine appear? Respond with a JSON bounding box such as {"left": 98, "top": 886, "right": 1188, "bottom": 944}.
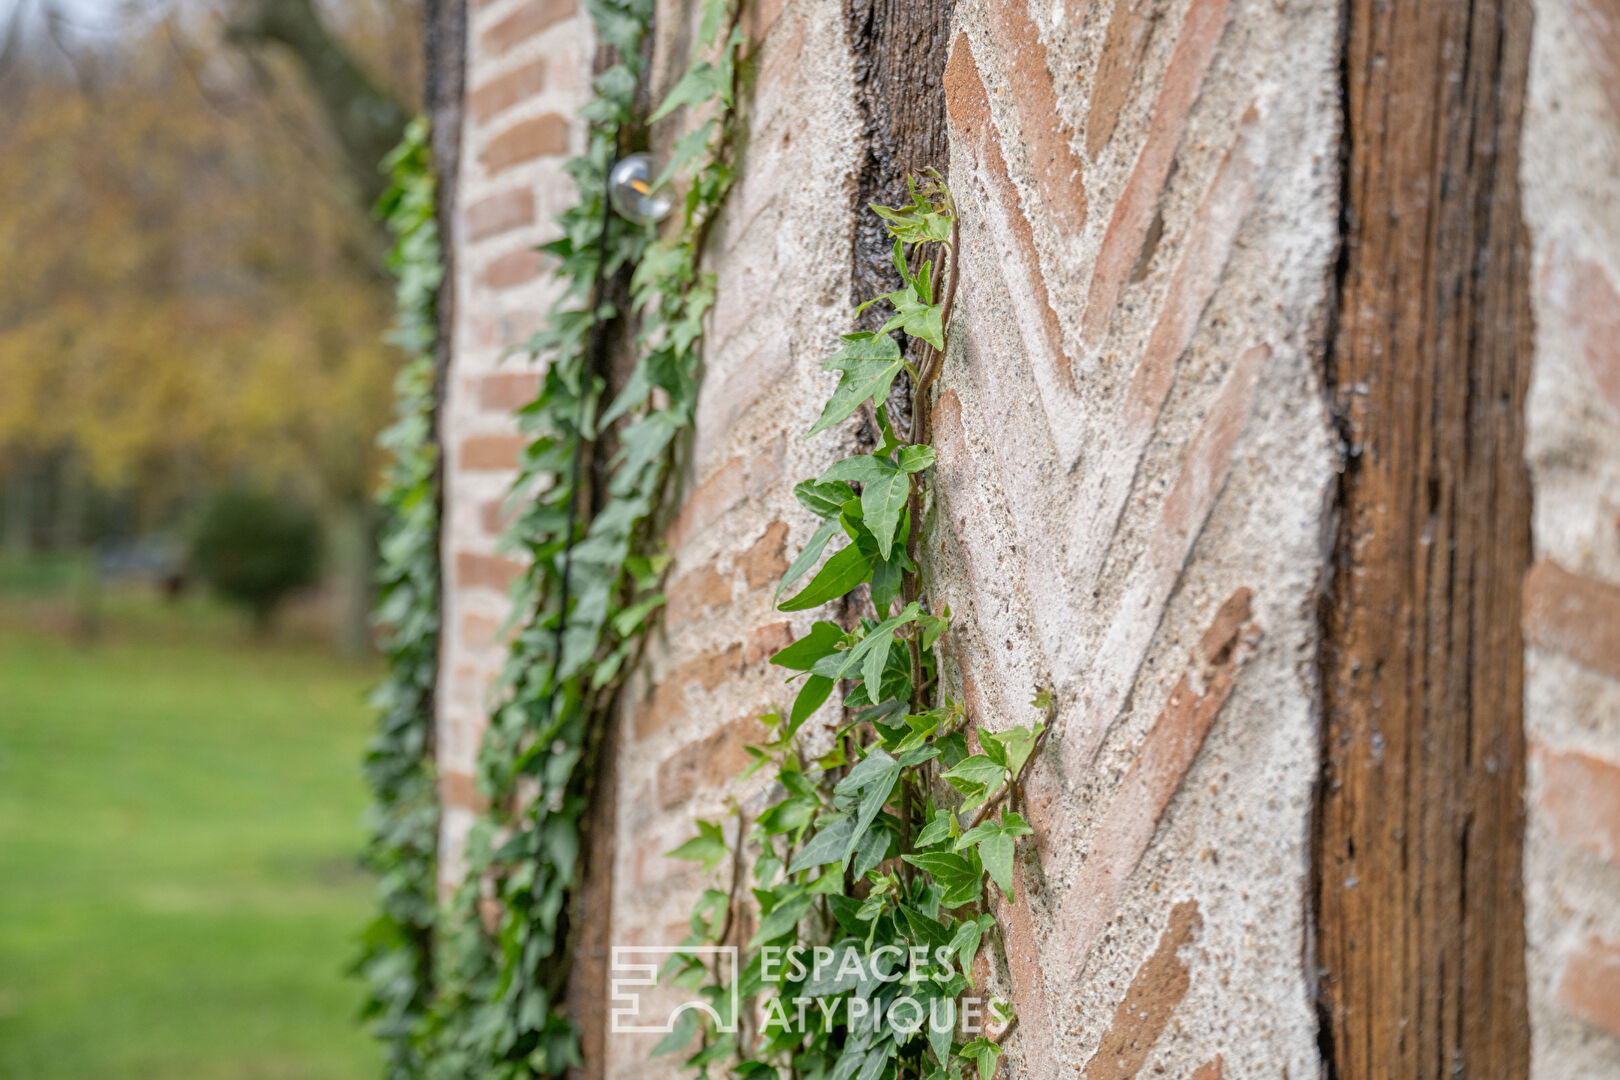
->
{"left": 358, "top": 116, "right": 444, "bottom": 1080}
{"left": 664, "top": 177, "right": 1051, "bottom": 1080}
{"left": 417, "top": 0, "right": 747, "bottom": 1075}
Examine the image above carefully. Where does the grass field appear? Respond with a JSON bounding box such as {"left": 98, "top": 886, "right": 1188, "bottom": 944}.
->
{"left": 0, "top": 570, "right": 382, "bottom": 1079}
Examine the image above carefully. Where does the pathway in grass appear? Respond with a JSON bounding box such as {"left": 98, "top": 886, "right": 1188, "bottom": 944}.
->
{"left": 0, "top": 587, "right": 381, "bottom": 1079}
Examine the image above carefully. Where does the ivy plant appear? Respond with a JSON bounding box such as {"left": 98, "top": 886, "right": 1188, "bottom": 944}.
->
{"left": 357, "top": 116, "right": 444, "bottom": 1080}
{"left": 663, "top": 176, "right": 1052, "bottom": 1080}
{"left": 415, "top": 1, "right": 747, "bottom": 1075}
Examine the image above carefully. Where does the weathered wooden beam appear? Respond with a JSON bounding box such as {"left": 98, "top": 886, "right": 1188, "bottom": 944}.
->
{"left": 1314, "top": 0, "right": 1535, "bottom": 1074}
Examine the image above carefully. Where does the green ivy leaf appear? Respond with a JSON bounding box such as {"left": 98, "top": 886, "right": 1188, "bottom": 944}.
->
{"left": 748, "top": 890, "right": 813, "bottom": 947}
{"left": 977, "top": 831, "right": 1016, "bottom": 900}
{"left": 941, "top": 755, "right": 1005, "bottom": 810}
{"left": 787, "top": 814, "right": 856, "bottom": 874}
{"left": 960, "top": 1038, "right": 1003, "bottom": 1080}
{"left": 981, "top": 722, "right": 1044, "bottom": 776}
{"left": 794, "top": 478, "right": 857, "bottom": 518}
{"left": 791, "top": 675, "right": 835, "bottom": 727}
{"left": 821, "top": 454, "right": 900, "bottom": 485}
{"left": 771, "top": 621, "right": 845, "bottom": 670}
{"left": 897, "top": 444, "right": 937, "bottom": 472}
{"left": 650, "top": 61, "right": 722, "bottom": 122}
{"left": 666, "top": 819, "right": 727, "bottom": 872}
{"left": 777, "top": 517, "right": 843, "bottom": 600}
{"left": 806, "top": 334, "right": 905, "bottom": 437}
{"left": 779, "top": 543, "right": 873, "bottom": 612}
{"left": 863, "top": 470, "right": 912, "bottom": 560}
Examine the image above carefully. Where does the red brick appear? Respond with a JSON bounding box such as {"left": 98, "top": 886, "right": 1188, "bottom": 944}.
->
{"left": 656, "top": 713, "right": 768, "bottom": 809}
{"left": 481, "top": 248, "right": 545, "bottom": 290}
{"left": 741, "top": 0, "right": 788, "bottom": 51}
{"left": 739, "top": 521, "right": 790, "bottom": 590}
{"left": 477, "top": 371, "right": 541, "bottom": 411}
{"left": 441, "top": 769, "right": 491, "bottom": 812}
{"left": 1536, "top": 745, "right": 1620, "bottom": 863}
{"left": 1087, "top": 0, "right": 1154, "bottom": 158}
{"left": 468, "top": 57, "right": 547, "bottom": 122}
{"left": 665, "top": 436, "right": 785, "bottom": 552}
{"left": 665, "top": 565, "right": 732, "bottom": 628}
{"left": 1054, "top": 589, "right": 1259, "bottom": 968}
{"left": 945, "top": 35, "right": 1076, "bottom": 390}
{"left": 984, "top": 0, "right": 1086, "bottom": 232}
{"left": 997, "top": 876, "right": 1059, "bottom": 1071}
{"left": 462, "top": 611, "right": 503, "bottom": 649}
{"left": 635, "top": 644, "right": 745, "bottom": 738}
{"left": 465, "top": 188, "right": 535, "bottom": 241}
{"left": 1574, "top": 0, "right": 1620, "bottom": 125}
{"left": 456, "top": 550, "right": 525, "bottom": 592}
{"left": 481, "top": 0, "right": 577, "bottom": 57}
{"left": 1082, "top": 0, "right": 1233, "bottom": 347}
{"left": 1191, "top": 1058, "right": 1223, "bottom": 1080}
{"left": 1557, "top": 936, "right": 1620, "bottom": 1037}
{"left": 1082, "top": 900, "right": 1202, "bottom": 1079}
{"left": 460, "top": 433, "right": 528, "bottom": 471}
{"left": 480, "top": 496, "right": 519, "bottom": 537}
{"left": 745, "top": 620, "right": 795, "bottom": 666}
{"left": 482, "top": 113, "right": 570, "bottom": 173}
{"left": 1548, "top": 252, "right": 1620, "bottom": 417}
{"left": 1524, "top": 559, "right": 1620, "bottom": 680}
{"left": 1063, "top": 342, "right": 1268, "bottom": 781}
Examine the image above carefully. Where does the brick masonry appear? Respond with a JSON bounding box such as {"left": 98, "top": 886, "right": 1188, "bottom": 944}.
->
{"left": 432, "top": 0, "right": 1619, "bottom": 1075}
{"left": 1522, "top": 0, "right": 1620, "bottom": 1067}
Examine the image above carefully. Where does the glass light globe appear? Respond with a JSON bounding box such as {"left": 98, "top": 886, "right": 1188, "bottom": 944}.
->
{"left": 608, "top": 153, "right": 674, "bottom": 226}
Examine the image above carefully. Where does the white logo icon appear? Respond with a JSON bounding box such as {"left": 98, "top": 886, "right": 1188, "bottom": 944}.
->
{"left": 609, "top": 946, "right": 740, "bottom": 1034}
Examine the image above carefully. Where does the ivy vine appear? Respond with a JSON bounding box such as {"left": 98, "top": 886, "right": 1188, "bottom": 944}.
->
{"left": 357, "top": 116, "right": 444, "bottom": 1080}
{"left": 416, "top": 1, "right": 747, "bottom": 1075}
{"left": 663, "top": 177, "right": 1051, "bottom": 1080}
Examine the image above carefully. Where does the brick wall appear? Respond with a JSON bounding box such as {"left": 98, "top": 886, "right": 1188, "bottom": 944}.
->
{"left": 1521, "top": 0, "right": 1620, "bottom": 1068}
{"left": 436, "top": 0, "right": 591, "bottom": 891}
{"left": 435, "top": 0, "right": 1620, "bottom": 1075}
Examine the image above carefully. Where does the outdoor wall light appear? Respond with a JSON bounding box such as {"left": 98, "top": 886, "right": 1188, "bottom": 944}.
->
{"left": 608, "top": 153, "right": 674, "bottom": 226}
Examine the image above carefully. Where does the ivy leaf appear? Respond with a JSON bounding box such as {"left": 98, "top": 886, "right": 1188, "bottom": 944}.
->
{"left": 807, "top": 334, "right": 905, "bottom": 437}
{"left": 959, "top": 1038, "right": 1003, "bottom": 1080}
{"left": 779, "top": 543, "right": 873, "bottom": 612}
{"left": 852, "top": 818, "right": 892, "bottom": 880}
{"left": 667, "top": 820, "right": 727, "bottom": 872}
{"left": 776, "top": 517, "right": 842, "bottom": 600}
{"left": 999, "top": 811, "right": 1034, "bottom": 838}
{"left": 869, "top": 546, "right": 906, "bottom": 617}
{"left": 821, "top": 454, "right": 900, "bottom": 485}
{"left": 897, "top": 444, "right": 937, "bottom": 472}
{"left": 949, "top": 914, "right": 996, "bottom": 985}
{"left": 941, "top": 755, "right": 1006, "bottom": 810}
{"left": 902, "top": 851, "right": 977, "bottom": 889}
{"left": 650, "top": 61, "right": 722, "bottom": 122}
{"left": 795, "top": 478, "right": 857, "bottom": 518}
{"left": 915, "top": 812, "right": 955, "bottom": 849}
{"left": 878, "top": 285, "right": 945, "bottom": 351}
{"left": 863, "top": 470, "right": 912, "bottom": 560}
{"left": 791, "top": 675, "right": 835, "bottom": 727}
{"left": 832, "top": 602, "right": 921, "bottom": 683}
{"left": 977, "top": 831, "right": 1016, "bottom": 900}
{"left": 748, "top": 890, "right": 813, "bottom": 947}
{"left": 771, "top": 621, "right": 845, "bottom": 671}
{"left": 787, "top": 814, "right": 856, "bottom": 874}
{"left": 650, "top": 1006, "right": 700, "bottom": 1056}
{"left": 858, "top": 1042, "right": 893, "bottom": 1080}
{"left": 981, "top": 722, "right": 1044, "bottom": 776}
{"left": 833, "top": 748, "right": 901, "bottom": 860}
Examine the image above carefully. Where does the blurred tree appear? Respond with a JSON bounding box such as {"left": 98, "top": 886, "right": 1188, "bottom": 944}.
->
{"left": 0, "top": 1, "right": 421, "bottom": 653}
{"left": 190, "top": 486, "right": 322, "bottom": 631}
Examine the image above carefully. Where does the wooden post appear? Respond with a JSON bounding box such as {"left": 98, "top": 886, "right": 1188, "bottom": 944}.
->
{"left": 1314, "top": 0, "right": 1535, "bottom": 1075}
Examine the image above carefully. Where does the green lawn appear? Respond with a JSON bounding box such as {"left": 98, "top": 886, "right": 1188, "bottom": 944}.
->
{"left": 0, "top": 579, "right": 382, "bottom": 1079}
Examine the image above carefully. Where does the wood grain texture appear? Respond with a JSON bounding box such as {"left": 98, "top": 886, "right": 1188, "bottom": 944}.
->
{"left": 1313, "top": 0, "right": 1534, "bottom": 1075}
{"left": 843, "top": 0, "right": 955, "bottom": 316}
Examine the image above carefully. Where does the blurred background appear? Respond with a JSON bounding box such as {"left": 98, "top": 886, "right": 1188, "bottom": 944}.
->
{"left": 1, "top": 0, "right": 427, "bottom": 1073}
